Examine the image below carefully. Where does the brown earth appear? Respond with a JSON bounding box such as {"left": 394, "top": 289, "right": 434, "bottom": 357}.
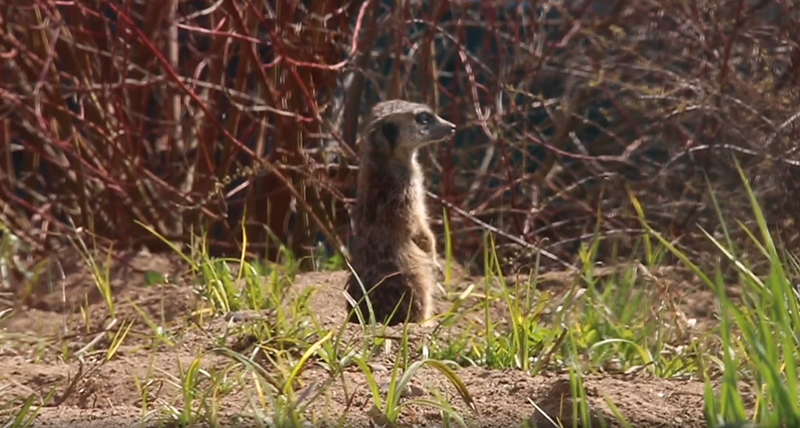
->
{"left": 0, "top": 249, "right": 742, "bottom": 427}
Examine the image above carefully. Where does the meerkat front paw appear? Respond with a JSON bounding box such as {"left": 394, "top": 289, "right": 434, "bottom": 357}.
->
{"left": 412, "top": 229, "right": 436, "bottom": 257}
{"left": 432, "top": 256, "right": 444, "bottom": 280}
{"left": 432, "top": 256, "right": 447, "bottom": 297}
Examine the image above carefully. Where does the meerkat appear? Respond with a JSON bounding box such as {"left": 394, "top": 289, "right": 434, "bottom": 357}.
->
{"left": 344, "top": 99, "right": 456, "bottom": 326}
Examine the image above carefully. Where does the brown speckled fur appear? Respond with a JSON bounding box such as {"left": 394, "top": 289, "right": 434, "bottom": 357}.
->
{"left": 345, "top": 100, "right": 456, "bottom": 326}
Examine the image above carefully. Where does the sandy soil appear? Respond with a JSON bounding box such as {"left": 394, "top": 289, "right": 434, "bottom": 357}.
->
{"left": 0, "top": 249, "right": 739, "bottom": 427}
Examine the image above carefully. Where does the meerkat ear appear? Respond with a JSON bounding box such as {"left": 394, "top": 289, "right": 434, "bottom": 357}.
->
{"left": 379, "top": 122, "right": 399, "bottom": 149}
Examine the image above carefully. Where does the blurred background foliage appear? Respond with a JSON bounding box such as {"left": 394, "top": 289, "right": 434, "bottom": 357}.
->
{"left": 1, "top": 0, "right": 799, "bottom": 276}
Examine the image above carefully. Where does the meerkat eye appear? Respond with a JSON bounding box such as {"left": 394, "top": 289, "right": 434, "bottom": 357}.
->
{"left": 414, "top": 112, "right": 435, "bottom": 125}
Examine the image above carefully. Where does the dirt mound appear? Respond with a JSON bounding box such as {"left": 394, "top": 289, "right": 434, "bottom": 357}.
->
{"left": 0, "top": 250, "right": 729, "bottom": 427}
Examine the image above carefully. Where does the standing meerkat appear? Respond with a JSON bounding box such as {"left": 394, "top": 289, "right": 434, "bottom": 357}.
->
{"left": 344, "top": 99, "right": 456, "bottom": 326}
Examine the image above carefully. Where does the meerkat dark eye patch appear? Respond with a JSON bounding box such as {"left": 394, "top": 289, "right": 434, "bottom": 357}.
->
{"left": 414, "top": 112, "right": 435, "bottom": 125}
{"left": 380, "top": 122, "right": 399, "bottom": 148}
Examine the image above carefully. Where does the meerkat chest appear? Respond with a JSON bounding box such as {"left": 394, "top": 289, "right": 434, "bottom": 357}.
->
{"left": 409, "top": 171, "right": 429, "bottom": 217}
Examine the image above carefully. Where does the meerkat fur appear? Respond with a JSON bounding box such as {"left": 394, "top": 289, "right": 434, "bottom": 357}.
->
{"left": 344, "top": 99, "right": 456, "bottom": 326}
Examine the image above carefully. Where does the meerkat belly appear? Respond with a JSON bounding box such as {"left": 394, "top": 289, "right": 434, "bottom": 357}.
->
{"left": 345, "top": 229, "right": 436, "bottom": 325}
{"left": 350, "top": 227, "right": 427, "bottom": 272}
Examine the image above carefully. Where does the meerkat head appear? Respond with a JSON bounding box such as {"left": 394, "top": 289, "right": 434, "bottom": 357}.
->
{"left": 362, "top": 99, "right": 456, "bottom": 162}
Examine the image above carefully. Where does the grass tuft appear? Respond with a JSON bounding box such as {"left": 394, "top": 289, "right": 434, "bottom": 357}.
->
{"left": 7, "top": 165, "right": 800, "bottom": 427}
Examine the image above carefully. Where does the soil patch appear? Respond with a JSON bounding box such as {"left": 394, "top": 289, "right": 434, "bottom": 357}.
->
{"left": 1, "top": 250, "right": 735, "bottom": 427}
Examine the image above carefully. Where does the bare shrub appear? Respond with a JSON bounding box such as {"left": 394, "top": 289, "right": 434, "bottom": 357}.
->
{"left": 2, "top": 0, "right": 799, "bottom": 276}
